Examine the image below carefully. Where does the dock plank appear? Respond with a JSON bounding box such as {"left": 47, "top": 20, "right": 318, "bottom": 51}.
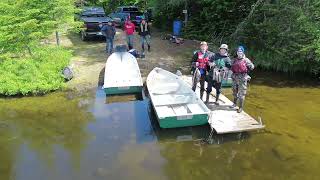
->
{"left": 181, "top": 76, "right": 265, "bottom": 134}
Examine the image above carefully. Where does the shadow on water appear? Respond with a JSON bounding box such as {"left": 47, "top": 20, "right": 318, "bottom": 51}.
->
{"left": 0, "top": 92, "right": 95, "bottom": 180}
{"left": 98, "top": 67, "right": 105, "bottom": 87}
{"left": 251, "top": 70, "right": 320, "bottom": 88}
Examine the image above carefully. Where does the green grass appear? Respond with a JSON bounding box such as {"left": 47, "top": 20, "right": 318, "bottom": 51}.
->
{"left": 0, "top": 46, "right": 72, "bottom": 96}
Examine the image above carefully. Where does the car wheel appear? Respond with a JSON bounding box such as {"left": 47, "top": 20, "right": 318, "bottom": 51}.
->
{"left": 81, "top": 31, "right": 88, "bottom": 41}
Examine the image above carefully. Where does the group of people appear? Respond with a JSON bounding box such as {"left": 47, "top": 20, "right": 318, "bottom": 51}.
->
{"left": 100, "top": 20, "right": 253, "bottom": 113}
{"left": 191, "top": 42, "right": 254, "bottom": 113}
{"left": 100, "top": 18, "right": 151, "bottom": 55}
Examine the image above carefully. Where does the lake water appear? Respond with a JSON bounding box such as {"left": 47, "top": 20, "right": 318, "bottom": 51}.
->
{"left": 0, "top": 71, "right": 319, "bottom": 180}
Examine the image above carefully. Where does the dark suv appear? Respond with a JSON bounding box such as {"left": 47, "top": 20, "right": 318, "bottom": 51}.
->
{"left": 108, "top": 12, "right": 129, "bottom": 28}
{"left": 77, "top": 7, "right": 112, "bottom": 41}
{"left": 114, "top": 6, "right": 145, "bottom": 27}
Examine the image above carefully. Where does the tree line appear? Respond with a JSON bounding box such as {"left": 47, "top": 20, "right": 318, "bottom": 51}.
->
{"left": 1, "top": 0, "right": 319, "bottom": 95}
{"left": 87, "top": 0, "right": 320, "bottom": 76}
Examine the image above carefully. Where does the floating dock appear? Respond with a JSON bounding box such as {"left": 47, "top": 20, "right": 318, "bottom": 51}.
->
{"left": 181, "top": 76, "right": 265, "bottom": 134}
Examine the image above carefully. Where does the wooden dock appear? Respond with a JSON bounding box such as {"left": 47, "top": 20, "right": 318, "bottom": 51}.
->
{"left": 181, "top": 76, "right": 265, "bottom": 134}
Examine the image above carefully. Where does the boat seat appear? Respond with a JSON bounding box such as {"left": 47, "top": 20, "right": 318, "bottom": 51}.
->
{"left": 156, "top": 106, "right": 175, "bottom": 118}
{"left": 187, "top": 103, "right": 207, "bottom": 114}
{"left": 152, "top": 94, "right": 194, "bottom": 106}
{"left": 151, "top": 82, "right": 180, "bottom": 94}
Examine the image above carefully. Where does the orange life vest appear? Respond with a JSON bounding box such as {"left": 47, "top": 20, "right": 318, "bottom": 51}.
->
{"left": 197, "top": 51, "right": 209, "bottom": 70}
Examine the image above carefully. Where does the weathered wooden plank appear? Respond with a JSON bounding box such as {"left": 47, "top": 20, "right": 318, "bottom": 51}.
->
{"left": 181, "top": 75, "right": 265, "bottom": 134}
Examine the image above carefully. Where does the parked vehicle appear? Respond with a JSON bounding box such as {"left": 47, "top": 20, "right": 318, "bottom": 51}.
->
{"left": 108, "top": 12, "right": 130, "bottom": 28}
{"left": 77, "top": 7, "right": 112, "bottom": 41}
{"left": 114, "top": 6, "right": 145, "bottom": 27}
{"left": 144, "top": 7, "right": 154, "bottom": 22}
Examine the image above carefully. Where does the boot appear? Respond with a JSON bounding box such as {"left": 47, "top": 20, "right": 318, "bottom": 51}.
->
{"left": 237, "top": 98, "right": 245, "bottom": 113}
{"left": 205, "top": 93, "right": 210, "bottom": 104}
{"left": 142, "top": 45, "right": 145, "bottom": 53}
{"left": 230, "top": 97, "right": 237, "bottom": 109}
{"left": 148, "top": 45, "right": 151, "bottom": 52}
{"left": 214, "top": 94, "right": 220, "bottom": 105}
{"left": 200, "top": 91, "right": 204, "bottom": 101}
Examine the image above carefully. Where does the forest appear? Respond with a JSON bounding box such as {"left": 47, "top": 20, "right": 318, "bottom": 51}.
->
{"left": 1, "top": 0, "right": 319, "bottom": 95}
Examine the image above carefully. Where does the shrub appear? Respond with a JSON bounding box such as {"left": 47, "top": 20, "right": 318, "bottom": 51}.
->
{"left": 0, "top": 46, "right": 71, "bottom": 96}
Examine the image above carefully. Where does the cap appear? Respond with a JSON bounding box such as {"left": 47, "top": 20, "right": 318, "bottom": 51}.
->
{"left": 219, "top": 44, "right": 228, "bottom": 50}
{"left": 200, "top": 41, "right": 208, "bottom": 46}
{"left": 237, "top": 46, "right": 245, "bottom": 53}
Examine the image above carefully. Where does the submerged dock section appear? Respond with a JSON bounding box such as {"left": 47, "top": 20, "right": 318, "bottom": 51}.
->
{"left": 181, "top": 76, "right": 265, "bottom": 134}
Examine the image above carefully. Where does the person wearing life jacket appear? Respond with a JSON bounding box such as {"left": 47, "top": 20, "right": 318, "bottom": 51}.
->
{"left": 230, "top": 46, "right": 254, "bottom": 113}
{"left": 138, "top": 18, "right": 151, "bottom": 53}
{"left": 124, "top": 18, "right": 136, "bottom": 49}
{"left": 191, "top": 41, "right": 214, "bottom": 100}
{"left": 207, "top": 44, "right": 231, "bottom": 104}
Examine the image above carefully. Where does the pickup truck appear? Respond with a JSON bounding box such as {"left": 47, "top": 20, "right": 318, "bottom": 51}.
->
{"left": 77, "top": 7, "right": 112, "bottom": 41}
{"left": 108, "top": 12, "right": 129, "bottom": 28}
{"left": 110, "top": 6, "right": 145, "bottom": 28}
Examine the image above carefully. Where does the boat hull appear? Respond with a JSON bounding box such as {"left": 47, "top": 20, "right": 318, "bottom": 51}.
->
{"left": 104, "top": 86, "right": 142, "bottom": 95}
{"left": 103, "top": 52, "right": 143, "bottom": 95}
{"left": 158, "top": 113, "right": 209, "bottom": 128}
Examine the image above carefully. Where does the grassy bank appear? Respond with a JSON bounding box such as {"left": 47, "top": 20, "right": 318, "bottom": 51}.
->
{"left": 0, "top": 46, "right": 72, "bottom": 96}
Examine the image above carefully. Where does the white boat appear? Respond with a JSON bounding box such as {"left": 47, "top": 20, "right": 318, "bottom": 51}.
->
{"left": 147, "top": 67, "right": 210, "bottom": 128}
{"left": 103, "top": 52, "right": 143, "bottom": 95}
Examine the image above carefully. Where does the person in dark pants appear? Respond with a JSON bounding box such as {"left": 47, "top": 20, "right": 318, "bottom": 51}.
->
{"left": 191, "top": 41, "right": 214, "bottom": 101}
{"left": 138, "top": 19, "right": 151, "bottom": 53}
{"left": 207, "top": 44, "right": 231, "bottom": 104}
{"left": 101, "top": 21, "right": 116, "bottom": 54}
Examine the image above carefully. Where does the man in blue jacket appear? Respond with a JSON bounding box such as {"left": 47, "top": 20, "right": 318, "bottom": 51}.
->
{"left": 101, "top": 21, "right": 116, "bottom": 54}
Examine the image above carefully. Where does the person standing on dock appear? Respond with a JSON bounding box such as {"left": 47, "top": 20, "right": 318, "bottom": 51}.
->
{"left": 138, "top": 18, "right": 151, "bottom": 53}
{"left": 191, "top": 41, "right": 213, "bottom": 101}
{"left": 124, "top": 18, "right": 136, "bottom": 50}
{"left": 230, "top": 46, "right": 254, "bottom": 113}
{"left": 206, "top": 44, "right": 231, "bottom": 104}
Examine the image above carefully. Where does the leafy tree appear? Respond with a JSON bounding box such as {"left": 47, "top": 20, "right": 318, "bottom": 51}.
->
{"left": 239, "top": 0, "right": 320, "bottom": 75}
{"left": 0, "top": 0, "right": 52, "bottom": 55}
{"left": 0, "top": 0, "right": 79, "bottom": 95}
{"left": 0, "top": 0, "right": 80, "bottom": 54}
{"left": 45, "top": 0, "right": 82, "bottom": 46}
{"left": 150, "top": 0, "right": 320, "bottom": 76}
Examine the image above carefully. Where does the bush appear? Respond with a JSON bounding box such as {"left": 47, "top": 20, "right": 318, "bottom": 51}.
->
{"left": 0, "top": 46, "right": 71, "bottom": 96}
{"left": 152, "top": 0, "right": 320, "bottom": 76}
{"left": 238, "top": 1, "right": 320, "bottom": 76}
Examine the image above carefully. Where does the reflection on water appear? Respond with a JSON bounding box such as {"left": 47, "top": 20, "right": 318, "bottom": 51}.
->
{"left": 0, "top": 92, "right": 94, "bottom": 180}
{"left": 0, "top": 71, "right": 320, "bottom": 180}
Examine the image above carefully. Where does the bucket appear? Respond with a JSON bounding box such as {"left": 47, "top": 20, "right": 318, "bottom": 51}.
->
{"left": 173, "top": 20, "right": 182, "bottom": 36}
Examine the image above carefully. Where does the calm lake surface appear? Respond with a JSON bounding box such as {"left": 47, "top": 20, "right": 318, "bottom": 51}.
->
{"left": 0, "top": 71, "right": 319, "bottom": 180}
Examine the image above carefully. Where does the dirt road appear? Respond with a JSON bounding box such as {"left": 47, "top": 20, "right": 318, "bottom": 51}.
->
{"left": 62, "top": 28, "right": 201, "bottom": 92}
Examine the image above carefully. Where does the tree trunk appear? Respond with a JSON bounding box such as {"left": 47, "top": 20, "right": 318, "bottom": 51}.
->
{"left": 26, "top": 45, "right": 32, "bottom": 56}
{"left": 230, "top": 0, "right": 265, "bottom": 41}
{"left": 56, "top": 31, "right": 60, "bottom": 46}
{"left": 184, "top": 0, "right": 188, "bottom": 25}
